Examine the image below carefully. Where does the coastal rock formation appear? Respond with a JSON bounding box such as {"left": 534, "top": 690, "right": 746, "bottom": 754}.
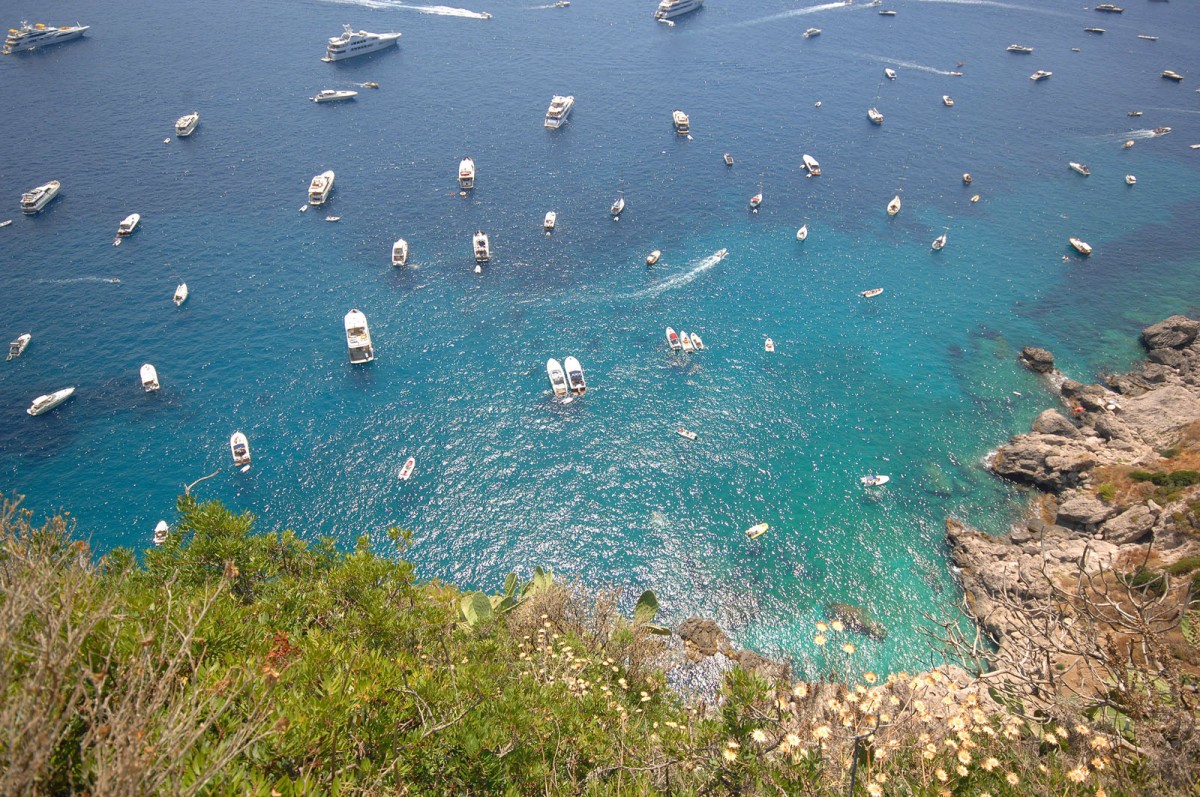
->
{"left": 1140, "top": 314, "right": 1199, "bottom": 350}
{"left": 824, "top": 602, "right": 888, "bottom": 640}
{"left": 990, "top": 432, "right": 1099, "bottom": 490}
{"left": 1019, "top": 346, "right": 1056, "bottom": 374}
{"left": 674, "top": 617, "right": 791, "bottom": 686}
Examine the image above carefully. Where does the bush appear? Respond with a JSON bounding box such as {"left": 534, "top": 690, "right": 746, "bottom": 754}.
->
{"left": 1097, "top": 483, "right": 1117, "bottom": 502}
{"left": 1121, "top": 568, "right": 1167, "bottom": 597}
{"left": 1166, "top": 556, "right": 1200, "bottom": 577}
{"left": 1129, "top": 470, "right": 1200, "bottom": 488}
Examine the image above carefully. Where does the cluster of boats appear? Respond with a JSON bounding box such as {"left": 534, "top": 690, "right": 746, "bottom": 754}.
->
{"left": 665, "top": 327, "right": 705, "bottom": 353}
{"left": 546, "top": 357, "right": 586, "bottom": 399}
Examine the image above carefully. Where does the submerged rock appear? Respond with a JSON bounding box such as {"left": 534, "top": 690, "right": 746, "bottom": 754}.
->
{"left": 824, "top": 602, "right": 888, "bottom": 640}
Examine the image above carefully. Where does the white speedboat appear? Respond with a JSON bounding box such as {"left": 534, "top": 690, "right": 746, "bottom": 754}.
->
{"left": 1125, "top": 174, "right": 1137, "bottom": 185}
{"left": 1069, "top": 162, "right": 1091, "bottom": 176}
{"left": 860, "top": 473, "right": 890, "bottom": 486}
{"left": 884, "top": 68, "right": 897, "bottom": 80}
{"left": 117, "top": 213, "right": 140, "bottom": 237}
{"left": 1084, "top": 27, "right": 1105, "bottom": 34}
{"left": 325, "top": 215, "right": 340, "bottom": 222}
{"left": 398, "top": 457, "right": 416, "bottom": 481}
{"left": 1137, "top": 34, "right": 1158, "bottom": 41}
{"left": 175, "top": 112, "right": 199, "bottom": 137}
{"left": 745, "top": 523, "right": 768, "bottom": 540}
{"left": 3, "top": 21, "right": 89, "bottom": 55}
{"left": 0, "top": 220, "right": 11, "bottom": 227}
{"left": 1030, "top": 70, "right": 1052, "bottom": 81}
{"left": 547, "top": 358, "right": 569, "bottom": 397}
{"left": 690, "top": 332, "right": 704, "bottom": 350}
{"left": 802, "top": 154, "right": 821, "bottom": 176}
{"left": 458, "top": 157, "right": 475, "bottom": 189}
{"left": 20, "top": 181, "right": 60, "bottom": 214}
{"left": 867, "top": 107, "right": 884, "bottom": 125}
{"left": 1161, "top": 70, "right": 1183, "bottom": 81}
{"left": 932, "top": 230, "right": 947, "bottom": 251}
{"left": 879, "top": 8, "right": 897, "bottom": 14}
{"left": 887, "top": 195, "right": 901, "bottom": 216}
{"left": 1124, "top": 139, "right": 1135, "bottom": 149}
{"left": 564, "top": 356, "right": 586, "bottom": 394}
{"left": 646, "top": 250, "right": 661, "bottom": 266}
{"left": 391, "top": 238, "right": 408, "bottom": 267}
{"left": 344, "top": 308, "right": 375, "bottom": 363}
{"left": 796, "top": 225, "right": 808, "bottom": 241}
{"left": 749, "top": 188, "right": 762, "bottom": 210}
{"left": 544, "top": 95, "right": 574, "bottom": 129}
{"left": 1007, "top": 44, "right": 1033, "bottom": 53}
{"left": 1094, "top": 3, "right": 1123, "bottom": 11}
{"left": 322, "top": 25, "right": 401, "bottom": 62}
{"left": 666, "top": 327, "right": 682, "bottom": 351}
{"left": 672, "top": 109, "right": 690, "bottom": 134}
{"left": 543, "top": 211, "right": 557, "bottom": 232}
{"left": 1069, "top": 237, "right": 1092, "bottom": 256}
{"left": 942, "top": 95, "right": 954, "bottom": 107}
{"left": 230, "top": 432, "right": 251, "bottom": 469}
{"left": 312, "top": 89, "right": 358, "bottom": 103}
{"left": 655, "top": 0, "right": 704, "bottom": 20}
{"left": 860, "top": 288, "right": 884, "bottom": 298}
{"left": 173, "top": 283, "right": 188, "bottom": 306}
{"left": 7, "top": 333, "right": 30, "bottom": 361}
{"left": 764, "top": 338, "right": 775, "bottom": 353}
{"left": 677, "top": 427, "right": 698, "bottom": 441}
{"left": 723, "top": 152, "right": 734, "bottom": 167}
{"left": 1128, "top": 111, "right": 1143, "bottom": 117}
{"left": 1151, "top": 127, "right": 1171, "bottom": 136}
{"left": 803, "top": 27, "right": 821, "bottom": 38}
{"left": 680, "top": 330, "right": 694, "bottom": 352}
{"left": 473, "top": 230, "right": 490, "bottom": 264}
{"left": 27, "top": 387, "right": 75, "bottom": 416}
{"left": 610, "top": 194, "right": 625, "bottom": 218}
{"left": 308, "top": 170, "right": 335, "bottom": 205}
{"left": 140, "top": 363, "right": 160, "bottom": 392}
{"left": 153, "top": 521, "right": 169, "bottom": 546}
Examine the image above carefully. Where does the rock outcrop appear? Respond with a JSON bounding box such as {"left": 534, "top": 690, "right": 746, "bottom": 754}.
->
{"left": 1019, "top": 346, "right": 1056, "bottom": 374}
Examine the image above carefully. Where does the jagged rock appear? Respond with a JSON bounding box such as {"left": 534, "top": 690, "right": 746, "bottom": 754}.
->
{"left": 1141, "top": 315, "right": 1199, "bottom": 350}
{"left": 1101, "top": 505, "right": 1156, "bottom": 545}
{"left": 1055, "top": 494, "right": 1117, "bottom": 528}
{"left": 676, "top": 618, "right": 733, "bottom": 662}
{"left": 1020, "top": 347, "right": 1056, "bottom": 374}
{"left": 1031, "top": 409, "right": 1081, "bottom": 439}
{"left": 1107, "top": 373, "right": 1149, "bottom": 396}
{"left": 733, "top": 649, "right": 791, "bottom": 684}
{"left": 824, "top": 602, "right": 888, "bottom": 640}
{"left": 1119, "top": 384, "right": 1200, "bottom": 449}
{"left": 1148, "top": 347, "right": 1184, "bottom": 369}
{"left": 991, "top": 434, "right": 1098, "bottom": 491}
{"left": 1141, "top": 364, "right": 1173, "bottom": 384}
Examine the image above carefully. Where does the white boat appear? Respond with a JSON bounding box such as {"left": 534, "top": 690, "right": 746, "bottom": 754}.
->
{"left": 153, "top": 521, "right": 169, "bottom": 546}
{"left": 117, "top": 213, "right": 140, "bottom": 237}
{"left": 963, "top": 173, "right": 972, "bottom": 185}
{"left": 544, "top": 211, "right": 557, "bottom": 232}
{"left": 322, "top": 25, "right": 401, "bottom": 62}
{"left": 230, "top": 432, "right": 251, "bottom": 469}
{"left": 0, "top": 220, "right": 11, "bottom": 227}
{"left": 544, "top": 95, "right": 574, "bottom": 129}
{"left": 1094, "top": 3, "right": 1123, "bottom": 11}
{"left": 796, "top": 225, "right": 808, "bottom": 241}
{"left": 325, "top": 215, "right": 340, "bottom": 222}
{"left": 1007, "top": 44, "right": 1033, "bottom": 53}
{"left": 312, "top": 89, "right": 358, "bottom": 103}
{"left": 666, "top": 327, "right": 682, "bottom": 351}
{"left": 860, "top": 473, "right": 890, "bottom": 487}
{"left": 878, "top": 9, "right": 897, "bottom": 14}
{"left": 20, "top": 181, "right": 60, "bottom": 214}
{"left": 140, "top": 363, "right": 160, "bottom": 392}
{"left": 764, "top": 338, "right": 775, "bottom": 353}
{"left": 564, "top": 356, "right": 586, "bottom": 394}
{"left": 860, "top": 288, "right": 884, "bottom": 298}
{"left": 690, "top": 332, "right": 703, "bottom": 350}
{"left": 1125, "top": 174, "right": 1137, "bottom": 185}
{"left": 942, "top": 95, "right": 954, "bottom": 107}
{"left": 1030, "top": 70, "right": 1053, "bottom": 81}
{"left": 1151, "top": 127, "right": 1172, "bottom": 136}
{"left": 473, "top": 230, "right": 490, "bottom": 264}
{"left": 672, "top": 109, "right": 690, "bottom": 134}
{"left": 1161, "top": 70, "right": 1183, "bottom": 81}
{"left": 175, "top": 112, "right": 199, "bottom": 137}
{"left": 308, "top": 170, "right": 335, "bottom": 205}
{"left": 745, "top": 523, "right": 768, "bottom": 540}
{"left": 610, "top": 194, "right": 625, "bottom": 218}
{"left": 655, "top": 0, "right": 704, "bottom": 20}
{"left": 458, "top": 157, "right": 475, "bottom": 190}
{"left": 1069, "top": 237, "right": 1092, "bottom": 256}
{"left": 1084, "top": 27, "right": 1105, "bottom": 34}
{"left": 723, "top": 152, "right": 734, "bottom": 167}
{"left": 27, "top": 387, "right": 74, "bottom": 416}
{"left": 932, "top": 230, "right": 947, "bottom": 251}
{"left": 391, "top": 238, "right": 408, "bottom": 267}
{"left": 749, "top": 185, "right": 762, "bottom": 209}
{"left": 547, "top": 358, "right": 569, "bottom": 397}
{"left": 3, "top": 21, "right": 89, "bottom": 55}
{"left": 867, "top": 107, "right": 884, "bottom": 125}
{"left": 803, "top": 27, "right": 821, "bottom": 38}
{"left": 345, "top": 308, "right": 375, "bottom": 363}
{"left": 884, "top": 68, "right": 897, "bottom": 79}
{"left": 677, "top": 427, "right": 698, "bottom": 441}
{"left": 680, "top": 330, "right": 694, "bottom": 352}
{"left": 555, "top": 1, "right": 571, "bottom": 7}
{"left": 887, "top": 195, "right": 901, "bottom": 216}
{"left": 1129, "top": 111, "right": 1143, "bottom": 117}
{"left": 646, "top": 250, "right": 661, "bottom": 265}
{"left": 802, "top": 154, "right": 821, "bottom": 176}
{"left": 1069, "top": 162, "right": 1091, "bottom": 176}
{"left": 7, "top": 333, "right": 30, "bottom": 361}
{"left": 1137, "top": 34, "right": 1158, "bottom": 41}
{"left": 173, "top": 283, "right": 188, "bottom": 306}
{"left": 398, "top": 457, "right": 416, "bottom": 481}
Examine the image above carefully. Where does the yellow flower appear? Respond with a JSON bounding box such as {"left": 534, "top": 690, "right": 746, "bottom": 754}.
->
{"left": 831, "top": 620, "right": 845, "bottom": 632}
{"left": 935, "top": 768, "right": 947, "bottom": 782}
{"left": 866, "top": 785, "right": 882, "bottom": 797}
{"left": 785, "top": 733, "right": 800, "bottom": 746}
{"left": 956, "top": 766, "right": 968, "bottom": 777}
{"left": 816, "top": 621, "right": 829, "bottom": 632}
{"left": 1055, "top": 725, "right": 1070, "bottom": 739}
{"left": 1006, "top": 772, "right": 1020, "bottom": 786}
{"left": 982, "top": 757, "right": 999, "bottom": 771}
{"left": 842, "top": 642, "right": 856, "bottom": 655}
{"left": 957, "top": 749, "right": 972, "bottom": 765}
{"left": 1074, "top": 724, "right": 1091, "bottom": 736}
{"left": 813, "top": 634, "right": 827, "bottom": 646}
{"left": 1067, "top": 766, "right": 1088, "bottom": 783}
{"left": 1090, "top": 757, "right": 1105, "bottom": 771}
{"left": 1096, "top": 789, "right": 1107, "bottom": 797}
{"left": 864, "top": 671, "right": 878, "bottom": 684}
{"left": 793, "top": 683, "right": 809, "bottom": 699}
{"left": 813, "top": 725, "right": 831, "bottom": 741}
{"left": 1090, "top": 735, "right": 1110, "bottom": 750}
{"left": 751, "top": 729, "right": 767, "bottom": 743}
{"left": 722, "top": 748, "right": 738, "bottom": 763}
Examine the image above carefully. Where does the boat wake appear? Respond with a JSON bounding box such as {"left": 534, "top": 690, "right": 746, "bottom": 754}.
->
{"left": 736, "top": 1, "right": 858, "bottom": 27}
{"left": 37, "top": 277, "right": 121, "bottom": 285}
{"left": 320, "top": 0, "right": 492, "bottom": 18}
{"left": 629, "top": 249, "right": 728, "bottom": 299}
{"left": 858, "top": 54, "right": 959, "bottom": 76}
{"left": 909, "top": 0, "right": 1063, "bottom": 15}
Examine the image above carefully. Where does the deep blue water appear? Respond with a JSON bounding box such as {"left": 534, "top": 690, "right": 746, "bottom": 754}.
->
{"left": 2, "top": 0, "right": 1199, "bottom": 674}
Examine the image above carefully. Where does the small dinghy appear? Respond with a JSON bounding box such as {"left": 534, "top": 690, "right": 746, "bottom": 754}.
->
{"left": 884, "top": 68, "right": 897, "bottom": 79}
{"left": 860, "top": 473, "right": 890, "bottom": 487}
{"left": 666, "top": 327, "right": 682, "bottom": 351}
{"left": 1123, "top": 140, "right": 1135, "bottom": 149}
{"left": 398, "top": 456, "right": 416, "bottom": 481}
{"left": 1125, "top": 174, "right": 1137, "bottom": 185}
{"left": 676, "top": 427, "right": 698, "bottom": 441}
{"left": 646, "top": 250, "right": 661, "bottom": 266}
{"left": 140, "top": 363, "right": 160, "bottom": 392}
{"left": 0, "top": 220, "right": 12, "bottom": 228}
{"left": 764, "top": 338, "right": 775, "bottom": 353}
{"left": 7, "top": 333, "right": 31, "bottom": 361}
{"left": 153, "top": 521, "right": 169, "bottom": 546}
{"left": 860, "top": 288, "right": 884, "bottom": 298}
{"left": 942, "top": 95, "right": 954, "bottom": 107}
{"left": 547, "top": 358, "right": 569, "bottom": 398}
{"left": 796, "top": 224, "right": 808, "bottom": 241}
{"left": 680, "top": 331, "right": 694, "bottom": 352}
{"left": 230, "top": 431, "right": 252, "bottom": 471}
{"left": 690, "top": 332, "right": 704, "bottom": 350}
{"left": 970, "top": 194, "right": 980, "bottom": 203}
{"left": 174, "top": 283, "right": 188, "bottom": 306}
{"left": 745, "top": 523, "right": 769, "bottom": 540}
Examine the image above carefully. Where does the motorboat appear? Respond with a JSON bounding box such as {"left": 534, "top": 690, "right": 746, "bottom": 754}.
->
{"left": 963, "top": 173, "right": 972, "bottom": 185}
{"left": 1084, "top": 27, "right": 1106, "bottom": 34}
{"left": 884, "top": 68, "right": 896, "bottom": 80}
{"left": 764, "top": 338, "right": 775, "bottom": 353}
{"left": 344, "top": 308, "right": 375, "bottom": 363}
{"left": 544, "top": 95, "right": 575, "bottom": 129}
{"left": 1069, "top": 162, "right": 1091, "bottom": 176}
{"left": 544, "top": 211, "right": 556, "bottom": 232}
{"left": 796, "top": 224, "right": 808, "bottom": 241}
{"left": 677, "top": 428, "right": 698, "bottom": 441}
{"left": 1124, "top": 140, "right": 1135, "bottom": 149}
{"left": 362, "top": 81, "right": 380, "bottom": 88}
{"left": 140, "top": 364, "right": 160, "bottom": 392}
{"left": 564, "top": 356, "right": 586, "bottom": 394}
{"left": 672, "top": 110, "right": 689, "bottom": 134}
{"left": 666, "top": 327, "right": 682, "bottom": 351}
{"left": 325, "top": 216, "right": 340, "bottom": 222}
{"left": 20, "top": 181, "right": 60, "bottom": 214}
{"left": 1162, "top": 70, "right": 1184, "bottom": 81}
{"left": 1125, "top": 174, "right": 1137, "bottom": 185}
{"left": 7, "top": 333, "right": 30, "bottom": 360}
{"left": 932, "top": 230, "right": 948, "bottom": 251}
{"left": 1151, "top": 127, "right": 1171, "bottom": 136}
{"left": 749, "top": 190, "right": 762, "bottom": 210}
{"left": 802, "top": 154, "right": 821, "bottom": 176}
{"left": 153, "top": 521, "right": 169, "bottom": 546}
{"left": 942, "top": 95, "right": 954, "bottom": 107}
{"left": 803, "top": 27, "right": 821, "bottom": 38}
{"left": 860, "top": 288, "right": 884, "bottom": 298}
{"left": 655, "top": 0, "right": 704, "bottom": 20}
{"left": 458, "top": 157, "right": 475, "bottom": 190}
{"left": 970, "top": 194, "right": 980, "bottom": 202}
{"left": 868, "top": 107, "right": 884, "bottom": 125}
{"left": 392, "top": 238, "right": 408, "bottom": 267}
{"left": 887, "top": 195, "right": 901, "bottom": 216}
{"left": 230, "top": 432, "right": 251, "bottom": 469}
{"left": 878, "top": 9, "right": 897, "bottom": 15}
{"left": 690, "top": 333, "right": 704, "bottom": 350}
{"left": 473, "top": 230, "right": 490, "bottom": 263}
{"left": 1094, "top": 3, "right": 1123, "bottom": 11}
{"left": 723, "top": 152, "right": 734, "bottom": 167}
{"left": 1192, "top": 145, "right": 1200, "bottom": 150}
{"left": 3, "top": 22, "right": 89, "bottom": 55}
{"left": 398, "top": 457, "right": 416, "bottom": 481}
{"left": 610, "top": 194, "right": 625, "bottom": 218}
{"left": 173, "top": 283, "right": 188, "bottom": 306}
{"left": 555, "top": 1, "right": 571, "bottom": 6}
{"left": 1128, "top": 111, "right": 1143, "bottom": 117}
{"left": 1137, "top": 35, "right": 1158, "bottom": 41}
{"left": 860, "top": 473, "right": 890, "bottom": 486}
{"left": 646, "top": 250, "right": 661, "bottom": 266}
{"left": 680, "top": 330, "right": 694, "bottom": 352}
{"left": 311, "top": 89, "right": 358, "bottom": 103}
{"left": 308, "top": 170, "right": 335, "bottom": 205}
{"left": 0, "top": 220, "right": 10, "bottom": 227}
{"left": 27, "top": 387, "right": 75, "bottom": 416}
{"left": 175, "top": 112, "right": 199, "bottom": 137}
{"left": 322, "top": 25, "right": 401, "bottom": 62}
{"left": 547, "top": 358, "right": 569, "bottom": 397}
{"left": 1007, "top": 44, "right": 1033, "bottom": 53}
{"left": 117, "top": 213, "right": 140, "bottom": 237}
{"left": 1030, "top": 70, "right": 1052, "bottom": 81}
{"left": 1069, "top": 237, "right": 1093, "bottom": 256}
{"left": 744, "top": 523, "right": 769, "bottom": 540}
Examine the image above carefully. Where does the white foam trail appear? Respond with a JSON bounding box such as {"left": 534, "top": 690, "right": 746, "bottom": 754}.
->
{"left": 37, "top": 277, "right": 121, "bottom": 284}
{"left": 858, "top": 53, "right": 958, "bottom": 76}
{"left": 320, "top": 0, "right": 492, "bottom": 19}
{"left": 629, "top": 249, "right": 727, "bottom": 299}
{"left": 910, "top": 0, "right": 1049, "bottom": 13}
{"left": 736, "top": 1, "right": 855, "bottom": 28}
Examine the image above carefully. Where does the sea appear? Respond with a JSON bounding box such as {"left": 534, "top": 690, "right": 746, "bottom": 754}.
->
{"left": 2, "top": 0, "right": 1199, "bottom": 676}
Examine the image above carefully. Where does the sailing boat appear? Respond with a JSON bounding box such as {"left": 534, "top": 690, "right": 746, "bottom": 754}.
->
{"left": 932, "top": 227, "right": 948, "bottom": 250}
{"left": 887, "top": 195, "right": 901, "bottom": 216}
{"left": 610, "top": 188, "right": 625, "bottom": 220}
{"left": 796, "top": 224, "right": 808, "bottom": 241}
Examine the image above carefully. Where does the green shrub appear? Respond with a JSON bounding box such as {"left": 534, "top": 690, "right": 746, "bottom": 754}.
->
{"left": 1129, "top": 470, "right": 1200, "bottom": 488}
{"left": 1166, "top": 556, "right": 1200, "bottom": 576}
{"left": 1121, "top": 568, "right": 1167, "bottom": 597}
{"left": 1097, "top": 483, "right": 1117, "bottom": 502}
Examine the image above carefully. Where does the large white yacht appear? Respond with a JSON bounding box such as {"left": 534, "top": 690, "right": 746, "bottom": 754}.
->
{"left": 544, "top": 95, "right": 574, "bottom": 129}
{"left": 458, "top": 157, "right": 475, "bottom": 189}
{"left": 311, "top": 89, "right": 358, "bottom": 103}
{"left": 175, "top": 112, "right": 199, "bottom": 137}
{"left": 322, "top": 25, "right": 401, "bottom": 62}
{"left": 20, "top": 181, "right": 60, "bottom": 214}
{"left": 473, "top": 230, "right": 491, "bottom": 264}
{"left": 344, "top": 309, "right": 375, "bottom": 363}
{"left": 308, "top": 170, "right": 335, "bottom": 205}
{"left": 672, "top": 110, "right": 689, "bottom": 134}
{"left": 27, "top": 387, "right": 75, "bottom": 416}
{"left": 392, "top": 238, "right": 408, "bottom": 267}
{"left": 117, "top": 213, "right": 140, "bottom": 236}
{"left": 4, "top": 22, "right": 89, "bottom": 55}
{"left": 655, "top": 0, "right": 704, "bottom": 20}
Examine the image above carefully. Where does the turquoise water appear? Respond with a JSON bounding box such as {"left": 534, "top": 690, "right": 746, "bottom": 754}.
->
{"left": 2, "top": 0, "right": 1199, "bottom": 673}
